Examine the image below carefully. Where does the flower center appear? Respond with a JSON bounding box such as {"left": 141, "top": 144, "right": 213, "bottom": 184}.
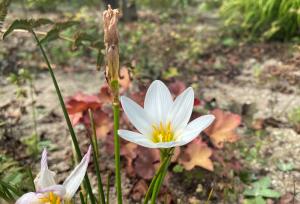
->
{"left": 39, "top": 192, "right": 61, "bottom": 204}
{"left": 152, "top": 122, "right": 174, "bottom": 143}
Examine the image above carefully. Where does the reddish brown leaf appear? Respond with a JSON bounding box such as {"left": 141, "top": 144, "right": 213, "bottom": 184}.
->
{"left": 98, "top": 85, "right": 113, "bottom": 104}
{"left": 205, "top": 109, "right": 241, "bottom": 149}
{"left": 168, "top": 80, "right": 186, "bottom": 96}
{"left": 83, "top": 108, "right": 112, "bottom": 140}
{"left": 66, "top": 92, "right": 101, "bottom": 114}
{"left": 194, "top": 98, "right": 201, "bottom": 106}
{"left": 279, "top": 193, "right": 300, "bottom": 204}
{"left": 119, "top": 67, "right": 131, "bottom": 92}
{"left": 69, "top": 112, "right": 83, "bottom": 126}
{"left": 134, "top": 146, "right": 160, "bottom": 180}
{"left": 131, "top": 180, "right": 148, "bottom": 201}
{"left": 179, "top": 138, "right": 214, "bottom": 171}
{"left": 171, "top": 147, "right": 181, "bottom": 162}
{"left": 129, "top": 90, "right": 146, "bottom": 106}
{"left": 121, "top": 142, "right": 138, "bottom": 177}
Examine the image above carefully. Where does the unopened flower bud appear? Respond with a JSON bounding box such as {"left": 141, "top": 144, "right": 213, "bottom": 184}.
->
{"left": 103, "top": 5, "right": 120, "bottom": 83}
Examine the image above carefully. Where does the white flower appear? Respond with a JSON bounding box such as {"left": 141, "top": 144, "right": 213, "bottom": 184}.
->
{"left": 16, "top": 146, "right": 91, "bottom": 204}
{"left": 118, "top": 80, "right": 215, "bottom": 148}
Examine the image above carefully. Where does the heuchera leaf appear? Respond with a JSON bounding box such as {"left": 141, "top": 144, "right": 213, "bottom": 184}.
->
{"left": 205, "top": 108, "right": 241, "bottom": 148}
{"left": 179, "top": 138, "right": 214, "bottom": 171}
{"left": 168, "top": 80, "right": 186, "bottom": 96}
{"left": 97, "top": 85, "right": 113, "bottom": 104}
{"left": 120, "top": 142, "right": 138, "bottom": 177}
{"left": 83, "top": 108, "right": 112, "bottom": 140}
{"left": 131, "top": 179, "right": 148, "bottom": 201}
{"left": 134, "top": 146, "right": 160, "bottom": 180}
{"left": 66, "top": 92, "right": 101, "bottom": 115}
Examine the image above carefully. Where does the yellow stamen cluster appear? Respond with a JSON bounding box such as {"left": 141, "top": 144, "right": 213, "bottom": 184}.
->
{"left": 152, "top": 122, "right": 174, "bottom": 143}
{"left": 39, "top": 192, "right": 61, "bottom": 204}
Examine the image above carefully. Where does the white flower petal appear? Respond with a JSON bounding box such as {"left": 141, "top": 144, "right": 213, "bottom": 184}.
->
{"left": 170, "top": 87, "right": 194, "bottom": 131}
{"left": 118, "top": 130, "right": 156, "bottom": 148}
{"left": 63, "top": 146, "right": 91, "bottom": 199}
{"left": 121, "top": 96, "right": 152, "bottom": 135}
{"left": 34, "top": 149, "right": 56, "bottom": 191}
{"left": 177, "top": 115, "right": 215, "bottom": 146}
{"left": 38, "top": 185, "right": 66, "bottom": 198}
{"left": 154, "top": 141, "right": 181, "bottom": 148}
{"left": 144, "top": 80, "right": 173, "bottom": 124}
{"left": 16, "top": 192, "right": 43, "bottom": 204}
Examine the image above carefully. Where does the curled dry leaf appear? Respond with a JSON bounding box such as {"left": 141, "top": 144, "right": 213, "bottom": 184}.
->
{"left": 179, "top": 138, "right": 214, "bottom": 171}
{"left": 119, "top": 67, "right": 131, "bottom": 92}
{"left": 205, "top": 108, "right": 241, "bottom": 149}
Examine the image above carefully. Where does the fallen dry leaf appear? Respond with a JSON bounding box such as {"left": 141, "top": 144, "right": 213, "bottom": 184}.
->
{"left": 69, "top": 112, "right": 83, "bottom": 126}
{"left": 171, "top": 147, "right": 181, "bottom": 162}
{"left": 134, "top": 146, "right": 160, "bottom": 180}
{"left": 66, "top": 92, "right": 101, "bottom": 115}
{"left": 205, "top": 109, "right": 241, "bottom": 148}
{"left": 168, "top": 80, "right": 186, "bottom": 96}
{"left": 119, "top": 67, "right": 131, "bottom": 92}
{"left": 98, "top": 85, "right": 113, "bottom": 104}
{"left": 179, "top": 138, "right": 214, "bottom": 171}
{"left": 83, "top": 108, "right": 112, "bottom": 140}
{"left": 129, "top": 89, "right": 146, "bottom": 106}
{"left": 131, "top": 179, "right": 148, "bottom": 201}
{"left": 121, "top": 142, "right": 138, "bottom": 177}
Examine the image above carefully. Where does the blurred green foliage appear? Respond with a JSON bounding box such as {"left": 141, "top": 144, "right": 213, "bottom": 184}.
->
{"left": 24, "top": 0, "right": 100, "bottom": 10}
{"left": 220, "top": 0, "right": 300, "bottom": 40}
{"left": 243, "top": 177, "right": 281, "bottom": 204}
{"left": 140, "top": 0, "right": 190, "bottom": 9}
{"left": 288, "top": 107, "right": 300, "bottom": 125}
{"left": 0, "top": 154, "right": 27, "bottom": 202}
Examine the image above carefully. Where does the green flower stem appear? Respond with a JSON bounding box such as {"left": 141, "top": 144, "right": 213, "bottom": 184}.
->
{"left": 111, "top": 79, "right": 122, "bottom": 204}
{"left": 30, "top": 30, "right": 96, "bottom": 204}
{"left": 143, "top": 155, "right": 170, "bottom": 204}
{"left": 88, "top": 109, "right": 106, "bottom": 204}
{"left": 29, "top": 79, "right": 38, "bottom": 156}
{"left": 143, "top": 148, "right": 174, "bottom": 204}
{"left": 150, "top": 148, "right": 174, "bottom": 204}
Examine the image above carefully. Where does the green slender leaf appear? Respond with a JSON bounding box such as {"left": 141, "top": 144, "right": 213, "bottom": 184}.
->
{"left": 3, "top": 19, "right": 32, "bottom": 39}
{"left": 40, "top": 21, "right": 79, "bottom": 44}
{"left": 3, "top": 18, "right": 53, "bottom": 39}
{"left": 88, "top": 109, "right": 106, "bottom": 204}
{"left": 72, "top": 32, "right": 95, "bottom": 50}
